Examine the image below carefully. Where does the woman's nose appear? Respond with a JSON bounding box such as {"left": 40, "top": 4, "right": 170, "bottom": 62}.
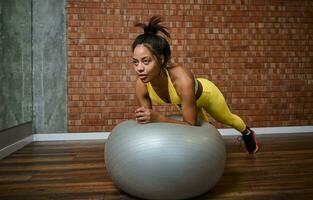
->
{"left": 136, "top": 63, "right": 144, "bottom": 72}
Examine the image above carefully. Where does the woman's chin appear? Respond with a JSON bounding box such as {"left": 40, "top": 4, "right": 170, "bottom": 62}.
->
{"left": 139, "top": 77, "right": 150, "bottom": 83}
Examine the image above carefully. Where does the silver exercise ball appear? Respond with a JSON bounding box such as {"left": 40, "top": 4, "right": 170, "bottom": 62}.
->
{"left": 105, "top": 119, "right": 226, "bottom": 200}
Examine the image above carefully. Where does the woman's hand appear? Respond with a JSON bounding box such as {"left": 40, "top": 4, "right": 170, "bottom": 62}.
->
{"left": 135, "top": 107, "right": 159, "bottom": 124}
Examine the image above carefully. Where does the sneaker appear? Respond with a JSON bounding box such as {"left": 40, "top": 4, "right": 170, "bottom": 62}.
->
{"left": 241, "top": 128, "right": 259, "bottom": 154}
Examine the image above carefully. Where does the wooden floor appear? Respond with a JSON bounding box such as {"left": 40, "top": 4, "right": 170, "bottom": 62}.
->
{"left": 0, "top": 133, "right": 313, "bottom": 200}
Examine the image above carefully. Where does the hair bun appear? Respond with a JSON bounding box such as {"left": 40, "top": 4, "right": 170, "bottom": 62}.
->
{"left": 135, "top": 16, "right": 170, "bottom": 38}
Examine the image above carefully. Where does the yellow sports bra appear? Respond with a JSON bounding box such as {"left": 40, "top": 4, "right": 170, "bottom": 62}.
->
{"left": 146, "top": 69, "right": 198, "bottom": 105}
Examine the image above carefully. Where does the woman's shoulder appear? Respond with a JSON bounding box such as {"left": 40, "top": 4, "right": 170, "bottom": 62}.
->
{"left": 167, "top": 64, "right": 194, "bottom": 82}
{"left": 167, "top": 64, "right": 195, "bottom": 95}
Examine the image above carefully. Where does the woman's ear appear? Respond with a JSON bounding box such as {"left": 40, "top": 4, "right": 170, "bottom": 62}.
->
{"left": 160, "top": 55, "right": 165, "bottom": 65}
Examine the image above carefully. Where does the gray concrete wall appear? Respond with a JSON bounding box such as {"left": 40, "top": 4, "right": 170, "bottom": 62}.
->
{"left": 32, "top": 0, "right": 67, "bottom": 133}
{"left": 0, "top": 0, "right": 67, "bottom": 134}
{"left": 0, "top": 0, "right": 67, "bottom": 157}
{"left": 0, "top": 0, "right": 33, "bottom": 130}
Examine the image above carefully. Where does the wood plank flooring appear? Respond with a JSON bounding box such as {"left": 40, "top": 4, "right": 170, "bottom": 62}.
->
{"left": 0, "top": 133, "right": 313, "bottom": 200}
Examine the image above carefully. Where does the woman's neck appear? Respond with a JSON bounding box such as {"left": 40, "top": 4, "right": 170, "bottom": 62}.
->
{"left": 150, "top": 68, "right": 168, "bottom": 89}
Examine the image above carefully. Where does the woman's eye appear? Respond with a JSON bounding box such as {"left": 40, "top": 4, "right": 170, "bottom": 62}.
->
{"left": 143, "top": 60, "right": 150, "bottom": 65}
{"left": 131, "top": 60, "right": 138, "bottom": 66}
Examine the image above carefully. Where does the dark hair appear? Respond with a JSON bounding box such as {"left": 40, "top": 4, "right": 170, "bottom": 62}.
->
{"left": 132, "top": 16, "right": 171, "bottom": 68}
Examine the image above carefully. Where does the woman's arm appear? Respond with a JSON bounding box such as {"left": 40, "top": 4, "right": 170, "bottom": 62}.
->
{"left": 135, "top": 78, "right": 152, "bottom": 109}
{"left": 135, "top": 78, "right": 159, "bottom": 124}
{"left": 175, "top": 78, "right": 198, "bottom": 125}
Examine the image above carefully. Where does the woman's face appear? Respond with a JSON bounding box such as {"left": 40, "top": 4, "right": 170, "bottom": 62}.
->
{"left": 132, "top": 44, "right": 161, "bottom": 83}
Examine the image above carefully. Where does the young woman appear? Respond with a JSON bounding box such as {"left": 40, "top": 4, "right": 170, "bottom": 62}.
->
{"left": 132, "top": 16, "right": 259, "bottom": 154}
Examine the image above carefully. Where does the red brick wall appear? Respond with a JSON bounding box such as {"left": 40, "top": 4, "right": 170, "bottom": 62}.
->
{"left": 67, "top": 0, "right": 313, "bottom": 132}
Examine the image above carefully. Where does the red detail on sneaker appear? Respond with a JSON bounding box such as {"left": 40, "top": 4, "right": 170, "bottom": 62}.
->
{"left": 250, "top": 131, "right": 260, "bottom": 154}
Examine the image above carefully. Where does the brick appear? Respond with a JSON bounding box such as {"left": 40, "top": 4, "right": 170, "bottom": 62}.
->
{"left": 67, "top": 0, "right": 313, "bottom": 132}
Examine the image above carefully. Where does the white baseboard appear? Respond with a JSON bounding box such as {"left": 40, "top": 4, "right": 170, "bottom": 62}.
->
{"left": 1, "top": 126, "right": 312, "bottom": 159}
{"left": 219, "top": 126, "right": 313, "bottom": 136}
{"left": 0, "top": 135, "right": 33, "bottom": 159}
{"left": 33, "top": 132, "right": 110, "bottom": 141}
{"left": 32, "top": 126, "right": 313, "bottom": 141}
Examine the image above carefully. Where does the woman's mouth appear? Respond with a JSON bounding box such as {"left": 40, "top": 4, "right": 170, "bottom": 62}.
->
{"left": 138, "top": 74, "right": 147, "bottom": 80}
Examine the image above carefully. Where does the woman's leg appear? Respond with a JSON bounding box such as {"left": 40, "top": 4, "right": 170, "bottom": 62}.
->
{"left": 197, "top": 79, "right": 259, "bottom": 153}
{"left": 202, "top": 82, "right": 246, "bottom": 132}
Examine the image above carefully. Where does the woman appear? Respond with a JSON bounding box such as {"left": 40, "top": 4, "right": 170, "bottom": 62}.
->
{"left": 132, "top": 16, "right": 259, "bottom": 154}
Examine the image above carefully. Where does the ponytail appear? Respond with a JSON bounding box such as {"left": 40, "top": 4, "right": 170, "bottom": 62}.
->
{"left": 135, "top": 16, "right": 171, "bottom": 38}
{"left": 132, "top": 16, "right": 171, "bottom": 68}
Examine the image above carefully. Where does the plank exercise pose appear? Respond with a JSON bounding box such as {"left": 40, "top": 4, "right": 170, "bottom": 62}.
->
{"left": 132, "top": 16, "right": 259, "bottom": 154}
